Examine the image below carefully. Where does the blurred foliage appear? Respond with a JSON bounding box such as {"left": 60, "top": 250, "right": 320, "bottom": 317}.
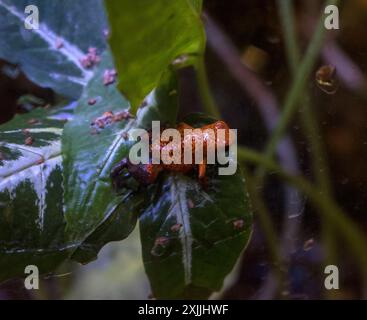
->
{"left": 66, "top": 228, "right": 150, "bottom": 300}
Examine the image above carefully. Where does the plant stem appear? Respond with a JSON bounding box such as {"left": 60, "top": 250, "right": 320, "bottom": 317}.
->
{"left": 277, "top": 0, "right": 339, "bottom": 297}
{"left": 277, "top": 0, "right": 300, "bottom": 74}
{"left": 241, "top": 165, "right": 285, "bottom": 294}
{"left": 238, "top": 146, "right": 367, "bottom": 275}
{"left": 195, "top": 56, "right": 221, "bottom": 119}
{"left": 277, "top": 0, "right": 332, "bottom": 193}
{"left": 256, "top": 0, "right": 339, "bottom": 180}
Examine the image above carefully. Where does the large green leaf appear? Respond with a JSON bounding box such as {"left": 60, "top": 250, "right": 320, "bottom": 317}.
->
{"left": 138, "top": 116, "right": 253, "bottom": 299}
{"left": 0, "top": 107, "right": 72, "bottom": 282}
{"left": 140, "top": 172, "right": 252, "bottom": 299}
{"left": 137, "top": 70, "right": 179, "bottom": 128}
{"left": 0, "top": 0, "right": 108, "bottom": 98}
{"left": 62, "top": 51, "right": 135, "bottom": 245}
{"left": 64, "top": 52, "right": 181, "bottom": 264}
{"left": 105, "top": 0, "right": 206, "bottom": 114}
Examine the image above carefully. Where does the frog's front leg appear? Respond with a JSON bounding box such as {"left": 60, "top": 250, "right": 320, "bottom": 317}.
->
{"left": 198, "top": 162, "right": 206, "bottom": 179}
{"left": 198, "top": 161, "right": 208, "bottom": 188}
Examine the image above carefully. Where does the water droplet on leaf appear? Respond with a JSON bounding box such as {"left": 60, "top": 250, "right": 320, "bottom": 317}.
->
{"left": 315, "top": 65, "right": 339, "bottom": 94}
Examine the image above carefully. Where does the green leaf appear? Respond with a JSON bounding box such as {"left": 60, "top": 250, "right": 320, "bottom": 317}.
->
{"left": 0, "top": 0, "right": 108, "bottom": 98}
{"left": 64, "top": 51, "right": 182, "bottom": 264}
{"left": 71, "top": 193, "right": 144, "bottom": 264}
{"left": 137, "top": 70, "right": 179, "bottom": 128}
{"left": 0, "top": 107, "right": 73, "bottom": 282}
{"left": 140, "top": 173, "right": 252, "bottom": 299}
{"left": 105, "top": 0, "right": 205, "bottom": 114}
{"left": 187, "top": 0, "right": 203, "bottom": 13}
{"left": 62, "top": 51, "right": 136, "bottom": 245}
{"left": 139, "top": 117, "right": 253, "bottom": 299}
